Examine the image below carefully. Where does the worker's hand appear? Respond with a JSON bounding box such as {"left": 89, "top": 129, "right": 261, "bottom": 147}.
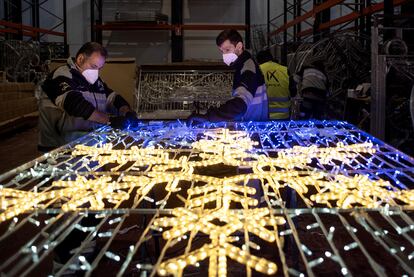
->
{"left": 109, "top": 116, "right": 127, "bottom": 129}
{"left": 187, "top": 112, "right": 209, "bottom": 125}
{"left": 88, "top": 110, "right": 110, "bottom": 124}
{"left": 110, "top": 112, "right": 140, "bottom": 130}
{"left": 125, "top": 111, "right": 140, "bottom": 127}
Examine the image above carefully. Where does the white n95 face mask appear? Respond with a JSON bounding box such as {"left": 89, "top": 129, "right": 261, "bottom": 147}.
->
{"left": 222, "top": 53, "right": 238, "bottom": 66}
{"left": 82, "top": 69, "right": 99, "bottom": 84}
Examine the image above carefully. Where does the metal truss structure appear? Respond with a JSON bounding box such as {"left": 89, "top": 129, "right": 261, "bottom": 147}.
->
{"left": 0, "top": 39, "right": 62, "bottom": 82}
{"left": 0, "top": 39, "right": 66, "bottom": 82}
{"left": 0, "top": 0, "right": 67, "bottom": 45}
{"left": 1, "top": 120, "right": 414, "bottom": 276}
{"left": 135, "top": 69, "right": 233, "bottom": 119}
{"left": 0, "top": 0, "right": 68, "bottom": 82}
{"left": 0, "top": 39, "right": 40, "bottom": 82}
{"left": 289, "top": 31, "right": 371, "bottom": 120}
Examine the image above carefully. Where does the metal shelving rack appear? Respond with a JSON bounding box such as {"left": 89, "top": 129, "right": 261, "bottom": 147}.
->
{"left": 0, "top": 0, "right": 68, "bottom": 56}
{"left": 266, "top": 0, "right": 410, "bottom": 64}
{"left": 370, "top": 14, "right": 414, "bottom": 140}
{"left": 90, "top": 0, "right": 250, "bottom": 62}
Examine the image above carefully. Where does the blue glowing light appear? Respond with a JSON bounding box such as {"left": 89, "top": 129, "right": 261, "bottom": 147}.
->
{"left": 71, "top": 120, "right": 414, "bottom": 190}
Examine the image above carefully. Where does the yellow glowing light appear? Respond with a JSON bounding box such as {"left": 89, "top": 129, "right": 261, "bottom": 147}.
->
{"left": 154, "top": 206, "right": 284, "bottom": 276}
{"left": 1, "top": 128, "right": 413, "bottom": 276}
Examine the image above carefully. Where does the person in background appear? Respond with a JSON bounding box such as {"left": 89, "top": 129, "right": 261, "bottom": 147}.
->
{"left": 256, "top": 49, "right": 291, "bottom": 120}
{"left": 188, "top": 29, "right": 268, "bottom": 123}
{"left": 296, "top": 59, "right": 329, "bottom": 119}
{"left": 38, "top": 42, "right": 138, "bottom": 151}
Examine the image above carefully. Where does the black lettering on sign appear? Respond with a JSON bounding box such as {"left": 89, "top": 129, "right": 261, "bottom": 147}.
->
{"left": 267, "top": 70, "right": 279, "bottom": 83}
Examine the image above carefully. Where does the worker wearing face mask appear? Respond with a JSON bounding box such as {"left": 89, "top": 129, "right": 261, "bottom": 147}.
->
{"left": 187, "top": 29, "right": 268, "bottom": 123}
{"left": 38, "top": 42, "right": 138, "bottom": 151}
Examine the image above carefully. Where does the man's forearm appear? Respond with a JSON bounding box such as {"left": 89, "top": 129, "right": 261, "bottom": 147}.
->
{"left": 207, "top": 97, "right": 247, "bottom": 122}
{"left": 88, "top": 110, "right": 109, "bottom": 124}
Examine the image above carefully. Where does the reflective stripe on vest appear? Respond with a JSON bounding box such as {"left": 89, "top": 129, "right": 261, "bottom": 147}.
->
{"left": 303, "top": 68, "right": 327, "bottom": 82}
{"left": 270, "top": 113, "right": 289, "bottom": 120}
{"left": 269, "top": 107, "right": 289, "bottom": 113}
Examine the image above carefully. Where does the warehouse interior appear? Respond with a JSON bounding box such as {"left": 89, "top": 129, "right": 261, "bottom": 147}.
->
{"left": 0, "top": 1, "right": 414, "bottom": 276}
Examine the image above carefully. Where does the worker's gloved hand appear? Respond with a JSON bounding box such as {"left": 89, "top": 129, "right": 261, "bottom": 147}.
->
{"left": 124, "top": 111, "right": 140, "bottom": 127}
{"left": 110, "top": 112, "right": 140, "bottom": 130}
{"left": 109, "top": 116, "right": 127, "bottom": 129}
{"left": 187, "top": 112, "right": 209, "bottom": 125}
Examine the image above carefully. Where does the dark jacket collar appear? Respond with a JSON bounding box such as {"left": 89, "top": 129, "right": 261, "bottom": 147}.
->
{"left": 231, "top": 50, "right": 252, "bottom": 69}
{"left": 67, "top": 57, "right": 83, "bottom": 79}
{"left": 66, "top": 57, "right": 77, "bottom": 69}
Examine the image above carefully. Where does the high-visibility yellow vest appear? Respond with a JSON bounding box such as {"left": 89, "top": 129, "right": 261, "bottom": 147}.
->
{"left": 259, "top": 61, "right": 290, "bottom": 119}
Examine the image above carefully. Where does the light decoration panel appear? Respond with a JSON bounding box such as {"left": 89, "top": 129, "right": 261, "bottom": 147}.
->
{"left": 0, "top": 121, "right": 414, "bottom": 276}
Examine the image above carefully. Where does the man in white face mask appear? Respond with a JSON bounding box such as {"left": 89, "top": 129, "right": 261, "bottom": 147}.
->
{"left": 38, "top": 42, "right": 137, "bottom": 151}
{"left": 188, "top": 29, "right": 268, "bottom": 123}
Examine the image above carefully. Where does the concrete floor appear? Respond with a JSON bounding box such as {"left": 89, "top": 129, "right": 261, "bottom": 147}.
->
{"left": 0, "top": 126, "right": 40, "bottom": 175}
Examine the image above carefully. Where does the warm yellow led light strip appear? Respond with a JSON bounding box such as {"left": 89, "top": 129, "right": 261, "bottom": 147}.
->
{"left": 1, "top": 128, "right": 413, "bottom": 276}
{"left": 154, "top": 207, "right": 285, "bottom": 276}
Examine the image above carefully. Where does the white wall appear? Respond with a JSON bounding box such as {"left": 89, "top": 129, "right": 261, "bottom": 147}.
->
{"left": 183, "top": 0, "right": 276, "bottom": 61}
{"left": 183, "top": 0, "right": 245, "bottom": 61}
{"left": 67, "top": 0, "right": 91, "bottom": 56}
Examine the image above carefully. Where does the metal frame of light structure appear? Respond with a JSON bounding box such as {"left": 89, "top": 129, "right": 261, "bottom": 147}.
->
{"left": 0, "top": 120, "right": 414, "bottom": 276}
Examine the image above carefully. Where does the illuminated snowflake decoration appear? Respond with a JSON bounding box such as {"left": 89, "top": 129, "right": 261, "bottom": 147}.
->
{"left": 1, "top": 128, "right": 413, "bottom": 276}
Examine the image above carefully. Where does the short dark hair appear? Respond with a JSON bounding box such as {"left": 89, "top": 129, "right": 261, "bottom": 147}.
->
{"left": 216, "top": 29, "right": 243, "bottom": 47}
{"left": 75, "top": 42, "right": 108, "bottom": 59}
{"left": 256, "top": 49, "right": 274, "bottom": 64}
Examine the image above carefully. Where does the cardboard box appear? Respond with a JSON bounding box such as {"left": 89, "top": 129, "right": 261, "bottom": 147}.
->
{"left": 0, "top": 82, "right": 35, "bottom": 93}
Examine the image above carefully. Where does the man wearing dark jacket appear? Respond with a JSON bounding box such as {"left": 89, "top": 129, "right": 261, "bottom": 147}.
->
{"left": 188, "top": 29, "right": 268, "bottom": 123}
{"left": 296, "top": 60, "right": 328, "bottom": 119}
{"left": 38, "top": 42, "right": 136, "bottom": 151}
